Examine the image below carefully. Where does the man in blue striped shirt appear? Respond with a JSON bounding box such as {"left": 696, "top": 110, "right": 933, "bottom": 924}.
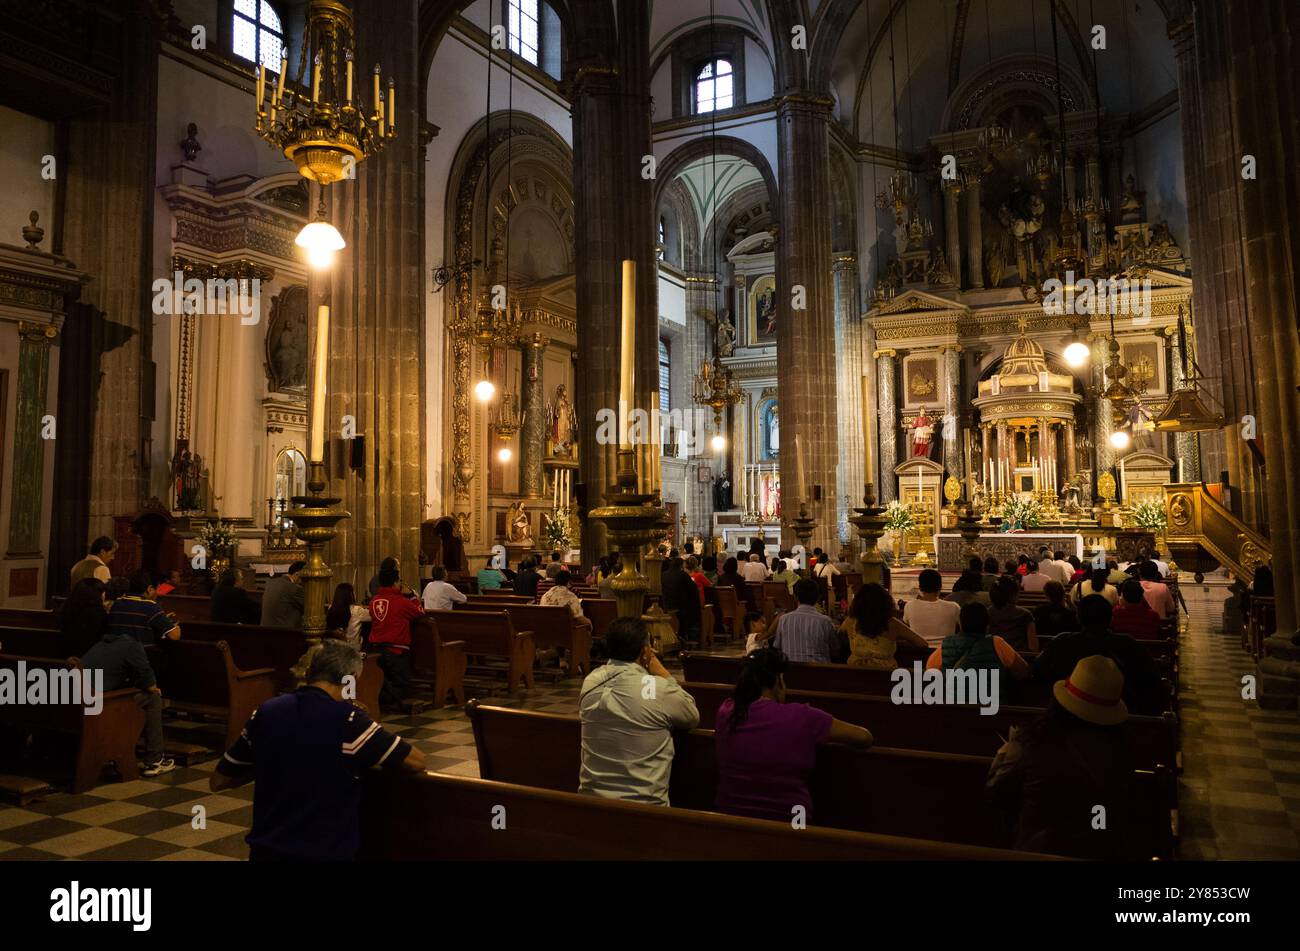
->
{"left": 770, "top": 578, "right": 844, "bottom": 663}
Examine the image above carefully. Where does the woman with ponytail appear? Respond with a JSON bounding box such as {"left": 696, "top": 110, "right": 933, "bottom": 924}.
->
{"left": 714, "top": 647, "right": 873, "bottom": 822}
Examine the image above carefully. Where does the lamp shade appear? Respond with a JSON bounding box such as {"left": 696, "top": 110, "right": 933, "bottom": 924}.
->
{"left": 296, "top": 220, "right": 346, "bottom": 269}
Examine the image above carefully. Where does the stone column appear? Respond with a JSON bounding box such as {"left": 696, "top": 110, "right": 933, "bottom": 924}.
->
{"left": 964, "top": 174, "right": 984, "bottom": 289}
{"left": 875, "top": 349, "right": 898, "bottom": 503}
{"left": 1165, "top": 323, "right": 1201, "bottom": 483}
{"left": 941, "top": 346, "right": 962, "bottom": 481}
{"left": 1092, "top": 336, "right": 1115, "bottom": 480}
{"left": 995, "top": 421, "right": 1009, "bottom": 490}
{"left": 833, "top": 254, "right": 864, "bottom": 544}
{"left": 775, "top": 93, "right": 838, "bottom": 551}
{"left": 1224, "top": 0, "right": 1300, "bottom": 641}
{"left": 943, "top": 183, "right": 963, "bottom": 289}
{"left": 685, "top": 273, "right": 719, "bottom": 533}
{"left": 520, "top": 333, "right": 547, "bottom": 498}
{"left": 980, "top": 423, "right": 990, "bottom": 488}
{"left": 6, "top": 324, "right": 55, "bottom": 555}
{"left": 1064, "top": 420, "right": 1077, "bottom": 481}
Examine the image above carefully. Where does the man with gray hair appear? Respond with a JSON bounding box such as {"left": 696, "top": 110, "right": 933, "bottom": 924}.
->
{"left": 211, "top": 640, "right": 425, "bottom": 860}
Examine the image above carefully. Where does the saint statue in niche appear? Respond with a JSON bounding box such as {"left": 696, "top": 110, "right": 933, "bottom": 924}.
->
{"left": 716, "top": 309, "right": 736, "bottom": 356}
{"left": 547, "top": 384, "right": 578, "bottom": 458}
{"left": 763, "top": 402, "right": 779, "bottom": 457}
{"left": 506, "top": 500, "right": 533, "bottom": 544}
{"left": 266, "top": 285, "right": 309, "bottom": 392}
{"left": 910, "top": 410, "right": 935, "bottom": 458}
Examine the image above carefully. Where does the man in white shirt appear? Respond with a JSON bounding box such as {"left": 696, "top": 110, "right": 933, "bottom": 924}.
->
{"left": 1151, "top": 551, "right": 1170, "bottom": 578}
{"left": 902, "top": 569, "right": 961, "bottom": 646}
{"left": 813, "top": 555, "right": 841, "bottom": 579}
{"left": 1020, "top": 560, "right": 1051, "bottom": 593}
{"left": 540, "top": 570, "right": 587, "bottom": 621}
{"left": 740, "top": 553, "right": 770, "bottom": 583}
{"left": 421, "top": 565, "right": 467, "bottom": 611}
{"left": 579, "top": 616, "right": 699, "bottom": 805}
{"left": 1047, "top": 550, "right": 1074, "bottom": 585}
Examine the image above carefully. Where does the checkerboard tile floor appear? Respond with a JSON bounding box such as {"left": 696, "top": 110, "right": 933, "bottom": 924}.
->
{"left": 1, "top": 611, "right": 1297, "bottom": 860}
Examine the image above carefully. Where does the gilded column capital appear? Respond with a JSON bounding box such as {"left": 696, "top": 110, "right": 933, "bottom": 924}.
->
{"left": 873, "top": 348, "right": 897, "bottom": 360}
{"left": 832, "top": 254, "right": 857, "bottom": 270}
{"left": 685, "top": 274, "right": 720, "bottom": 284}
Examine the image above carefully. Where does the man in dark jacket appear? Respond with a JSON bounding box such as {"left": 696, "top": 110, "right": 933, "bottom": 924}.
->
{"left": 1031, "top": 594, "right": 1161, "bottom": 714}
{"left": 261, "top": 561, "right": 306, "bottom": 629}
{"left": 81, "top": 631, "right": 174, "bottom": 775}
{"left": 660, "top": 556, "right": 701, "bottom": 644}
{"left": 513, "top": 557, "right": 541, "bottom": 597}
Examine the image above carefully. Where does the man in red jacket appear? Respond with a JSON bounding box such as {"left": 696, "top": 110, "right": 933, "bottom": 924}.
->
{"left": 367, "top": 566, "right": 424, "bottom": 705}
{"left": 1111, "top": 580, "right": 1165, "bottom": 640}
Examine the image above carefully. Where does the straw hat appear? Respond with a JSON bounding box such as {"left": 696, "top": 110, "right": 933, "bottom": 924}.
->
{"left": 1053, "top": 655, "right": 1129, "bottom": 726}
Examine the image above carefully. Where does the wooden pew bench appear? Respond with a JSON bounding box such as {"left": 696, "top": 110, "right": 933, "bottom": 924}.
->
{"left": 0, "top": 608, "right": 58, "bottom": 630}
{"left": 466, "top": 702, "right": 1176, "bottom": 860}
{"left": 157, "top": 640, "right": 276, "bottom": 750}
{"left": 357, "top": 769, "right": 1060, "bottom": 861}
{"left": 410, "top": 616, "right": 467, "bottom": 708}
{"left": 456, "top": 603, "right": 592, "bottom": 676}
{"left": 0, "top": 653, "right": 145, "bottom": 792}
{"left": 179, "top": 621, "right": 309, "bottom": 692}
{"left": 427, "top": 610, "right": 535, "bottom": 692}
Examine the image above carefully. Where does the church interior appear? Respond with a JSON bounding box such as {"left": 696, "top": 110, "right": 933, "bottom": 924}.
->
{"left": 0, "top": 0, "right": 1297, "bottom": 881}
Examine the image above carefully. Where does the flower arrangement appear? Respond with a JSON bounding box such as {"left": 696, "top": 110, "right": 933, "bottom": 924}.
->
{"left": 1001, "top": 495, "right": 1044, "bottom": 529}
{"left": 883, "top": 500, "right": 916, "bottom": 534}
{"left": 196, "top": 520, "right": 238, "bottom": 551}
{"left": 1130, "top": 496, "right": 1168, "bottom": 531}
{"left": 544, "top": 505, "right": 572, "bottom": 551}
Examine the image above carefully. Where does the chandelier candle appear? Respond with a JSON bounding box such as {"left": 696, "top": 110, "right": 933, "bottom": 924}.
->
{"left": 619, "top": 260, "right": 636, "bottom": 448}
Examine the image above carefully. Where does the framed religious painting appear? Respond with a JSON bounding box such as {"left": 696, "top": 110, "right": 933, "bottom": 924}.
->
{"left": 1118, "top": 336, "right": 1166, "bottom": 395}
{"left": 902, "top": 352, "right": 941, "bottom": 409}
{"left": 747, "top": 274, "right": 777, "bottom": 344}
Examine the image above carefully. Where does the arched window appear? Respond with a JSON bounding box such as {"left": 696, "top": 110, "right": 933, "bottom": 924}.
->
{"left": 274, "top": 448, "right": 307, "bottom": 505}
{"left": 695, "top": 59, "right": 734, "bottom": 114}
{"left": 659, "top": 338, "right": 671, "bottom": 413}
{"left": 504, "top": 0, "right": 562, "bottom": 77}
{"left": 657, "top": 217, "right": 666, "bottom": 260}
{"left": 233, "top": 0, "right": 284, "bottom": 71}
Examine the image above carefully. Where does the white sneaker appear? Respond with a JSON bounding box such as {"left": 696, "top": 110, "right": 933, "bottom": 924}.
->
{"left": 142, "top": 758, "right": 176, "bottom": 777}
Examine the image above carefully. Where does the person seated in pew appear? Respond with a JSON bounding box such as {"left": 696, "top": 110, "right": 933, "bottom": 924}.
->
{"left": 659, "top": 559, "right": 702, "bottom": 646}
{"left": 1014, "top": 555, "right": 1030, "bottom": 577}
{"left": 985, "top": 655, "right": 1136, "bottom": 860}
{"left": 59, "top": 577, "right": 109, "bottom": 658}
{"left": 771, "top": 578, "right": 845, "bottom": 664}
{"left": 544, "top": 551, "right": 564, "bottom": 580}
{"left": 842, "top": 582, "right": 928, "bottom": 670}
{"left": 740, "top": 553, "right": 770, "bottom": 583}
{"left": 902, "top": 569, "right": 961, "bottom": 647}
{"left": 155, "top": 568, "right": 182, "bottom": 597}
{"left": 367, "top": 566, "right": 425, "bottom": 706}
{"left": 770, "top": 556, "right": 799, "bottom": 592}
{"left": 1044, "top": 550, "right": 1074, "bottom": 586}
{"left": 540, "top": 570, "right": 595, "bottom": 672}
{"left": 812, "top": 554, "right": 840, "bottom": 579}
{"left": 715, "top": 647, "right": 873, "bottom": 823}
{"left": 421, "top": 565, "right": 467, "bottom": 612}
{"left": 1071, "top": 567, "right": 1119, "bottom": 608}
{"left": 212, "top": 568, "right": 260, "bottom": 624}
{"left": 1031, "top": 595, "right": 1161, "bottom": 715}
{"left": 1105, "top": 558, "right": 1129, "bottom": 587}
{"left": 1066, "top": 555, "right": 1087, "bottom": 587}
{"left": 210, "top": 640, "right": 426, "bottom": 860}
{"left": 925, "top": 602, "right": 1030, "bottom": 681}
{"left": 578, "top": 617, "right": 699, "bottom": 806}
{"left": 105, "top": 576, "right": 129, "bottom": 607}
{"left": 1138, "top": 561, "right": 1177, "bottom": 620}
{"left": 1111, "top": 580, "right": 1166, "bottom": 640}
{"left": 81, "top": 621, "right": 174, "bottom": 776}
{"left": 686, "top": 557, "right": 714, "bottom": 614}
{"left": 981, "top": 556, "right": 1000, "bottom": 592}
{"left": 598, "top": 558, "right": 621, "bottom": 600}
{"left": 476, "top": 556, "right": 508, "bottom": 592}
{"left": 70, "top": 535, "right": 116, "bottom": 587}
{"left": 367, "top": 556, "right": 398, "bottom": 598}
{"left": 716, "top": 557, "right": 757, "bottom": 618}
{"left": 1002, "top": 559, "right": 1019, "bottom": 577}
{"left": 326, "top": 582, "right": 371, "bottom": 647}
{"left": 987, "top": 576, "right": 1038, "bottom": 652}
{"left": 945, "top": 569, "right": 991, "bottom": 609}
{"left": 514, "top": 556, "right": 542, "bottom": 597}
{"left": 1032, "top": 582, "right": 1077, "bottom": 638}
{"left": 261, "top": 562, "right": 306, "bottom": 629}
{"left": 700, "top": 554, "right": 719, "bottom": 586}
{"left": 109, "top": 570, "right": 181, "bottom": 661}
{"left": 1019, "top": 560, "right": 1050, "bottom": 594}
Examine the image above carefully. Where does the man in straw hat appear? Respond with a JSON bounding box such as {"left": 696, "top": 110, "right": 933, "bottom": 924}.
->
{"left": 986, "top": 655, "right": 1137, "bottom": 859}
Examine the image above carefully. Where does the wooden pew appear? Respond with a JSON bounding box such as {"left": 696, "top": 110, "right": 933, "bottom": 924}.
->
{"left": 179, "top": 621, "right": 309, "bottom": 692}
{"left": 0, "top": 608, "right": 57, "bottom": 629}
{"left": 427, "top": 610, "right": 535, "bottom": 692}
{"left": 455, "top": 603, "right": 591, "bottom": 675}
{"left": 466, "top": 702, "right": 1175, "bottom": 859}
{"left": 466, "top": 593, "right": 532, "bottom": 605}
{"left": 157, "top": 640, "right": 276, "bottom": 750}
{"left": 580, "top": 598, "right": 617, "bottom": 641}
{"left": 409, "top": 617, "right": 467, "bottom": 707}
{"left": 0, "top": 625, "right": 63, "bottom": 657}
{"left": 355, "top": 653, "right": 384, "bottom": 717}
{"left": 357, "top": 770, "right": 1059, "bottom": 861}
{"left": 680, "top": 681, "right": 1180, "bottom": 772}
{"left": 0, "top": 653, "right": 145, "bottom": 792}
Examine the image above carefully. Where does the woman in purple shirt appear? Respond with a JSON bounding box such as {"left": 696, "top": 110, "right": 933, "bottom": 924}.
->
{"left": 714, "top": 647, "right": 873, "bottom": 823}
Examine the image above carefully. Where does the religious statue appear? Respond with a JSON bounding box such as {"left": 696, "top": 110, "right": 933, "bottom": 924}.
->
{"left": 909, "top": 411, "right": 935, "bottom": 458}
{"left": 506, "top": 500, "right": 533, "bottom": 544}
{"left": 547, "top": 384, "right": 578, "bottom": 458}
{"left": 713, "top": 475, "right": 732, "bottom": 511}
{"left": 180, "top": 123, "right": 202, "bottom": 162}
{"left": 1061, "top": 472, "right": 1085, "bottom": 513}
{"left": 1119, "top": 174, "right": 1145, "bottom": 223}
{"left": 273, "top": 314, "right": 306, "bottom": 389}
{"left": 171, "top": 446, "right": 204, "bottom": 512}
{"left": 716, "top": 309, "right": 736, "bottom": 356}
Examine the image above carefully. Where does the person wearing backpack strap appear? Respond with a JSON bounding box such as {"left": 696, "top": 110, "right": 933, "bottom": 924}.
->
{"left": 926, "top": 602, "right": 1030, "bottom": 680}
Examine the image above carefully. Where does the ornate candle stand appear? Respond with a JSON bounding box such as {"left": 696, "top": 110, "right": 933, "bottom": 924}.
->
{"left": 286, "top": 460, "right": 351, "bottom": 641}
{"left": 587, "top": 449, "right": 667, "bottom": 620}
{"left": 848, "top": 484, "right": 888, "bottom": 586}
{"left": 791, "top": 501, "right": 816, "bottom": 562}
{"left": 957, "top": 502, "right": 984, "bottom": 562}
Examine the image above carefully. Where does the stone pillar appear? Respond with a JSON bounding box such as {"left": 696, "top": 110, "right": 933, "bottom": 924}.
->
{"left": 520, "top": 333, "right": 547, "bottom": 498}
{"left": 1223, "top": 0, "right": 1300, "bottom": 641}
{"left": 995, "top": 421, "right": 1009, "bottom": 490}
{"left": 1170, "top": 4, "right": 1258, "bottom": 523}
{"left": 941, "top": 346, "right": 962, "bottom": 480}
{"left": 7, "top": 324, "right": 55, "bottom": 555}
{"left": 980, "top": 424, "right": 990, "bottom": 488}
{"left": 1165, "top": 323, "right": 1201, "bottom": 483}
{"left": 1064, "top": 421, "right": 1077, "bottom": 481}
{"left": 875, "top": 349, "right": 898, "bottom": 503}
{"left": 685, "top": 273, "right": 719, "bottom": 533}
{"left": 1092, "top": 336, "right": 1115, "bottom": 480}
{"left": 964, "top": 174, "right": 984, "bottom": 289}
{"left": 943, "top": 183, "right": 962, "bottom": 289}
{"left": 833, "top": 254, "right": 864, "bottom": 545}
{"left": 775, "top": 93, "right": 838, "bottom": 551}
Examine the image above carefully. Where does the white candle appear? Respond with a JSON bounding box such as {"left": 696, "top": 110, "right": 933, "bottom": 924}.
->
{"left": 256, "top": 65, "right": 265, "bottom": 112}
{"left": 387, "top": 79, "right": 396, "bottom": 131}
{"left": 309, "top": 304, "right": 330, "bottom": 463}
{"left": 373, "top": 66, "right": 381, "bottom": 119}
{"left": 345, "top": 54, "right": 353, "bottom": 103}
{"left": 311, "top": 53, "right": 321, "bottom": 102}
{"left": 276, "top": 54, "right": 288, "bottom": 103}
{"left": 619, "top": 261, "right": 636, "bottom": 445}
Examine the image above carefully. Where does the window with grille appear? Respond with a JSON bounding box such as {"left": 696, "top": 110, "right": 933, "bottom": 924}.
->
{"left": 695, "top": 59, "right": 734, "bottom": 113}
{"left": 659, "top": 338, "right": 671, "bottom": 414}
{"left": 232, "top": 0, "right": 284, "bottom": 71}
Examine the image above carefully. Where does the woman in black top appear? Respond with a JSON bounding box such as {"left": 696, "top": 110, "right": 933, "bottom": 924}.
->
{"left": 63, "top": 578, "right": 109, "bottom": 657}
{"left": 1032, "top": 581, "right": 1077, "bottom": 637}
{"left": 211, "top": 569, "right": 260, "bottom": 624}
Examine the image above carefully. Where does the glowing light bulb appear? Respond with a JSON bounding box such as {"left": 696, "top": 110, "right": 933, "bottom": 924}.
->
{"left": 1064, "top": 340, "right": 1090, "bottom": 368}
{"left": 711, "top": 434, "right": 726, "bottom": 452}
{"left": 497, "top": 446, "right": 513, "bottom": 462}
{"left": 1110, "top": 429, "right": 1131, "bottom": 450}
{"left": 295, "top": 220, "right": 346, "bottom": 270}
{"left": 474, "top": 380, "right": 496, "bottom": 402}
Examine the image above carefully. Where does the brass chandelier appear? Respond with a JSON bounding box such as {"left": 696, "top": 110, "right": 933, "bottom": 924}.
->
{"left": 255, "top": 0, "right": 395, "bottom": 187}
